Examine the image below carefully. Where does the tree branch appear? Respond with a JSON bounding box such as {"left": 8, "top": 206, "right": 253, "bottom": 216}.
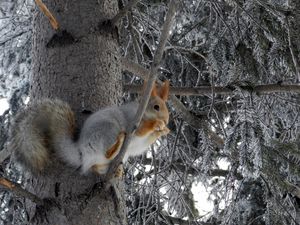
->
{"left": 105, "top": 0, "right": 177, "bottom": 181}
{"left": 285, "top": 180, "right": 300, "bottom": 199}
{"left": 34, "top": 0, "right": 59, "bottom": 30}
{"left": 124, "top": 84, "right": 300, "bottom": 95}
{"left": 162, "top": 214, "right": 216, "bottom": 225}
{"left": 165, "top": 45, "right": 207, "bottom": 61}
{"left": 139, "top": 158, "right": 243, "bottom": 180}
{"left": 0, "top": 177, "right": 44, "bottom": 205}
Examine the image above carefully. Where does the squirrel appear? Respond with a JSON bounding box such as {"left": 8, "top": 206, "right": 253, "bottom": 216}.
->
{"left": 10, "top": 81, "right": 170, "bottom": 175}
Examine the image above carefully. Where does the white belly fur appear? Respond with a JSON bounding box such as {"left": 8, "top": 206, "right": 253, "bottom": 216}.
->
{"left": 124, "top": 135, "right": 151, "bottom": 161}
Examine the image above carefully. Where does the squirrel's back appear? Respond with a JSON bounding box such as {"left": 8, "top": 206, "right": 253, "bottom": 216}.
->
{"left": 10, "top": 99, "right": 76, "bottom": 173}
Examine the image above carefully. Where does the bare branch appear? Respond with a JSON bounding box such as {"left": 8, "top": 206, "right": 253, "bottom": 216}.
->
{"left": 0, "top": 177, "right": 44, "bottom": 205}
{"left": 34, "top": 0, "right": 59, "bottom": 30}
{"left": 128, "top": 12, "right": 143, "bottom": 63}
{"left": 140, "top": 158, "right": 242, "bottom": 180}
{"left": 105, "top": 1, "right": 177, "bottom": 181}
{"left": 165, "top": 45, "right": 207, "bottom": 61}
{"left": 124, "top": 84, "right": 300, "bottom": 95}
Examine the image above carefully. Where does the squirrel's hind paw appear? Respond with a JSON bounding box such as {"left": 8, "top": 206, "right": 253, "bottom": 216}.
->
{"left": 114, "top": 164, "right": 124, "bottom": 178}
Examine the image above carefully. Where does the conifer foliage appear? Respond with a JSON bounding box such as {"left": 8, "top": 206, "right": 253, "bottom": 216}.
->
{"left": 0, "top": 0, "right": 299, "bottom": 224}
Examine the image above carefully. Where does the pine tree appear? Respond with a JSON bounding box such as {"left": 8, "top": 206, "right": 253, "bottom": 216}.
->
{"left": 0, "top": 0, "right": 299, "bottom": 224}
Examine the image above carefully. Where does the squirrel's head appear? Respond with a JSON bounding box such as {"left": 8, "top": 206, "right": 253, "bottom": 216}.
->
{"left": 144, "top": 81, "right": 170, "bottom": 125}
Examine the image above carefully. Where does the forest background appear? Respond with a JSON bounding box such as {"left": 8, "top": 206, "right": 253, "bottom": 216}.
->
{"left": 0, "top": 0, "right": 300, "bottom": 224}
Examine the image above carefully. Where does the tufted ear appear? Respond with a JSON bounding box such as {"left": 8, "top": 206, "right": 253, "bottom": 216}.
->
{"left": 158, "top": 80, "right": 170, "bottom": 101}
{"left": 150, "top": 82, "right": 158, "bottom": 97}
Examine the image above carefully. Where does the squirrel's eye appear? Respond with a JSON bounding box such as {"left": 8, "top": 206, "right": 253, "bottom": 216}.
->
{"left": 154, "top": 105, "right": 160, "bottom": 111}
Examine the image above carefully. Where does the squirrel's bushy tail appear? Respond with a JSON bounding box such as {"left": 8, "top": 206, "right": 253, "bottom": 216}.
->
{"left": 10, "top": 99, "right": 80, "bottom": 173}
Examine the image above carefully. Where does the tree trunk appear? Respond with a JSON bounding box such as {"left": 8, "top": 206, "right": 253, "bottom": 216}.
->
{"left": 26, "top": 0, "right": 127, "bottom": 224}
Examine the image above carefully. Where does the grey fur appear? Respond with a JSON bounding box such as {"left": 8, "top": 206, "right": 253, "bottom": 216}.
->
{"left": 10, "top": 99, "right": 78, "bottom": 172}
{"left": 77, "top": 102, "right": 138, "bottom": 173}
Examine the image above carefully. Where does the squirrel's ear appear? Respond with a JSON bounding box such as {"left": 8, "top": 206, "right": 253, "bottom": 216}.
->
{"left": 150, "top": 82, "right": 158, "bottom": 97}
{"left": 159, "top": 80, "right": 170, "bottom": 101}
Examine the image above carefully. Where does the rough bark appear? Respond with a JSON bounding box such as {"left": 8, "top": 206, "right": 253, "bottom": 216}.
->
{"left": 26, "top": 0, "right": 127, "bottom": 224}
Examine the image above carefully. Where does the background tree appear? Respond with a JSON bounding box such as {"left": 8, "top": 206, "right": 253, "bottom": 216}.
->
{"left": 1, "top": 0, "right": 300, "bottom": 225}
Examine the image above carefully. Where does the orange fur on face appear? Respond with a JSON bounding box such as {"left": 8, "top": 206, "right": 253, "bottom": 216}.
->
{"left": 137, "top": 80, "right": 170, "bottom": 135}
{"left": 135, "top": 120, "right": 159, "bottom": 136}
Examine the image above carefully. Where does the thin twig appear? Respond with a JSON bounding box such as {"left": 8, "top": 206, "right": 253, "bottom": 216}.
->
{"left": 169, "top": 120, "right": 183, "bottom": 163}
{"left": 34, "top": 0, "right": 59, "bottom": 30}
{"left": 105, "top": 1, "right": 177, "bottom": 181}
{"left": 172, "top": 17, "right": 207, "bottom": 43}
{"left": 111, "top": 0, "right": 140, "bottom": 26}
{"left": 208, "top": 67, "right": 215, "bottom": 118}
{"left": 165, "top": 46, "right": 207, "bottom": 61}
{"left": 0, "top": 177, "right": 44, "bottom": 205}
{"left": 128, "top": 12, "right": 143, "bottom": 63}
{"left": 213, "top": 108, "right": 227, "bottom": 139}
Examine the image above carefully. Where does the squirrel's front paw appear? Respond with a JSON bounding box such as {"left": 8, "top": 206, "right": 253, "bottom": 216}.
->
{"left": 154, "top": 120, "right": 165, "bottom": 131}
{"left": 152, "top": 126, "right": 170, "bottom": 139}
{"left": 155, "top": 126, "right": 170, "bottom": 136}
{"left": 161, "top": 126, "right": 170, "bottom": 136}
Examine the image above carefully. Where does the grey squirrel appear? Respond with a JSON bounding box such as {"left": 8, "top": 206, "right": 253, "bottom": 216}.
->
{"left": 10, "top": 81, "right": 170, "bottom": 174}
